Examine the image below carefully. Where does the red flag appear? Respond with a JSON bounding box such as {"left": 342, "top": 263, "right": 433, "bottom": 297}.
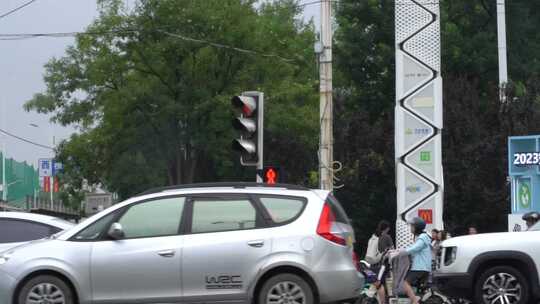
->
{"left": 44, "top": 176, "right": 51, "bottom": 193}
{"left": 53, "top": 177, "right": 59, "bottom": 193}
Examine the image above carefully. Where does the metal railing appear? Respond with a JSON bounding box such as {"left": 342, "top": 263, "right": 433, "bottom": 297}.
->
{"left": 25, "top": 196, "right": 80, "bottom": 219}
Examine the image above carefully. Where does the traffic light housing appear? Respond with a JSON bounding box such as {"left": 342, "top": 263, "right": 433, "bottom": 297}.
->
{"left": 232, "top": 92, "right": 263, "bottom": 167}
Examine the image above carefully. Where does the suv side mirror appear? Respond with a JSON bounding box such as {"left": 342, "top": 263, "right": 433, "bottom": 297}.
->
{"left": 108, "top": 223, "right": 125, "bottom": 240}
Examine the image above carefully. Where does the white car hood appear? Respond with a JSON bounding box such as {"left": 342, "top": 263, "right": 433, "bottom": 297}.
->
{"left": 442, "top": 231, "right": 528, "bottom": 247}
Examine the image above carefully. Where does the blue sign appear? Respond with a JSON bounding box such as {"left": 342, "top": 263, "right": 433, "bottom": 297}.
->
{"left": 52, "top": 161, "right": 63, "bottom": 176}
{"left": 508, "top": 136, "right": 540, "bottom": 213}
{"left": 38, "top": 158, "right": 52, "bottom": 177}
{"left": 41, "top": 160, "right": 50, "bottom": 170}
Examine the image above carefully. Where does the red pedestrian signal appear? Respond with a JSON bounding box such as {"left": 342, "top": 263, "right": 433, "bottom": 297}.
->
{"left": 262, "top": 167, "right": 280, "bottom": 185}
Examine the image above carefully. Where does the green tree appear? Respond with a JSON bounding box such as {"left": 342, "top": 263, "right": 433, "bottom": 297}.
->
{"left": 333, "top": 0, "right": 540, "bottom": 248}
{"left": 26, "top": 0, "right": 319, "bottom": 200}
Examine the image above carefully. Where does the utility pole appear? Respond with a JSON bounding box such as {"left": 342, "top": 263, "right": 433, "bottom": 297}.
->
{"left": 319, "top": 0, "right": 333, "bottom": 191}
{"left": 50, "top": 133, "right": 55, "bottom": 210}
{"left": 497, "top": 0, "right": 508, "bottom": 102}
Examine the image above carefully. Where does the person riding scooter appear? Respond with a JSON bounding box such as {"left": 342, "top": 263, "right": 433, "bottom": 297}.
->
{"left": 522, "top": 211, "right": 540, "bottom": 230}
{"left": 401, "top": 217, "right": 432, "bottom": 304}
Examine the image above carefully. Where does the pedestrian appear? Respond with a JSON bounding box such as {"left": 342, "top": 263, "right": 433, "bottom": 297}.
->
{"left": 431, "top": 229, "right": 439, "bottom": 241}
{"left": 468, "top": 226, "right": 478, "bottom": 235}
{"left": 402, "top": 217, "right": 432, "bottom": 304}
{"left": 370, "top": 220, "right": 394, "bottom": 304}
{"left": 377, "top": 220, "right": 394, "bottom": 254}
{"left": 522, "top": 211, "right": 540, "bottom": 230}
{"left": 438, "top": 230, "right": 448, "bottom": 241}
{"left": 431, "top": 229, "right": 440, "bottom": 269}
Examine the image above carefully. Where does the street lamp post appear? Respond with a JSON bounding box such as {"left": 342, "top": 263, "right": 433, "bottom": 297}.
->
{"left": 0, "top": 180, "right": 22, "bottom": 202}
{"left": 29, "top": 123, "right": 55, "bottom": 209}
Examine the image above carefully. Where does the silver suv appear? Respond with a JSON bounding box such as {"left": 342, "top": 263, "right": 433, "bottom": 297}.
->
{"left": 0, "top": 183, "right": 363, "bottom": 304}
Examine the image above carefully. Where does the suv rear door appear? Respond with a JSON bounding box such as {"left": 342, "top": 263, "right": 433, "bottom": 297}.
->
{"left": 181, "top": 193, "right": 271, "bottom": 303}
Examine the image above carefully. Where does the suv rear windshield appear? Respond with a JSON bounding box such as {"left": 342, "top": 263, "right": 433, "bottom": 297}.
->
{"left": 327, "top": 194, "right": 350, "bottom": 225}
{"left": 259, "top": 196, "right": 306, "bottom": 224}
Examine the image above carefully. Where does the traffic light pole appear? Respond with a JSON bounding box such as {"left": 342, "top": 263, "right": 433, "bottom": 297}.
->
{"left": 255, "top": 92, "right": 264, "bottom": 183}
{"left": 319, "top": 0, "right": 334, "bottom": 191}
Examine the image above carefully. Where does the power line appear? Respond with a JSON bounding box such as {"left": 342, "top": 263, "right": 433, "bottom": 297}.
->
{"left": 160, "top": 30, "right": 295, "bottom": 63}
{"left": 0, "top": 128, "right": 53, "bottom": 150}
{"left": 0, "top": 0, "right": 39, "bottom": 20}
{"left": 0, "top": 28, "right": 296, "bottom": 63}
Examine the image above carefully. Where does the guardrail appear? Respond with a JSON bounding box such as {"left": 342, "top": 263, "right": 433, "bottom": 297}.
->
{"left": 25, "top": 196, "right": 81, "bottom": 220}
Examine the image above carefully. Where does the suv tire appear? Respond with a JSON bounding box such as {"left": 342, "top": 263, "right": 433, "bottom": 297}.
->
{"left": 258, "top": 273, "right": 315, "bottom": 304}
{"left": 17, "top": 275, "right": 74, "bottom": 304}
{"left": 474, "top": 266, "right": 529, "bottom": 304}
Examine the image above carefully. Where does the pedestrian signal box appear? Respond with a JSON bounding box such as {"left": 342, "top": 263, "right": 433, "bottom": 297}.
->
{"left": 262, "top": 167, "right": 280, "bottom": 185}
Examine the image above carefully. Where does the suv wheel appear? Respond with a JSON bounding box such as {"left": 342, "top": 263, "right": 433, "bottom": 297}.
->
{"left": 17, "top": 275, "right": 74, "bottom": 304}
{"left": 258, "top": 273, "right": 315, "bottom": 304}
{"left": 475, "top": 266, "right": 529, "bottom": 304}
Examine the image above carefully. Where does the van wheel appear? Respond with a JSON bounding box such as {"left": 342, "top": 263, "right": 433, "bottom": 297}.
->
{"left": 258, "top": 273, "right": 315, "bottom": 304}
{"left": 17, "top": 275, "right": 74, "bottom": 304}
{"left": 474, "top": 266, "right": 529, "bottom": 304}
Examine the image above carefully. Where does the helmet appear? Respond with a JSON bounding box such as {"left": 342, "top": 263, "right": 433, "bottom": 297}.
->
{"left": 408, "top": 217, "right": 426, "bottom": 235}
{"left": 522, "top": 211, "right": 540, "bottom": 227}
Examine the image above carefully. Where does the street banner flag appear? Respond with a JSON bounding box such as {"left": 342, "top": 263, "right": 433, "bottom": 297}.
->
{"left": 44, "top": 176, "right": 51, "bottom": 193}
{"left": 54, "top": 177, "right": 59, "bottom": 193}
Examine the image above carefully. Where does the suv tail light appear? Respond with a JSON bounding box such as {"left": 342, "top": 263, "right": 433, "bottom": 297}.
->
{"left": 317, "top": 203, "right": 347, "bottom": 246}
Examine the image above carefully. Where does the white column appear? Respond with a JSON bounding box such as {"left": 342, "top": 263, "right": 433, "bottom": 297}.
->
{"left": 395, "top": 0, "right": 444, "bottom": 248}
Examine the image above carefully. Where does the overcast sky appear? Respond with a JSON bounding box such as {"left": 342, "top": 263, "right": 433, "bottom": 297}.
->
{"left": 0, "top": 0, "right": 319, "bottom": 168}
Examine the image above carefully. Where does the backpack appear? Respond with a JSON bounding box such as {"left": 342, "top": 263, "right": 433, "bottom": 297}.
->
{"left": 365, "top": 234, "right": 382, "bottom": 264}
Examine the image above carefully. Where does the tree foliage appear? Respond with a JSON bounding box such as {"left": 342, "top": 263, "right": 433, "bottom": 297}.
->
{"left": 334, "top": 0, "right": 540, "bottom": 247}
{"left": 26, "top": 0, "right": 319, "bottom": 200}
{"left": 25, "top": 0, "right": 540, "bottom": 247}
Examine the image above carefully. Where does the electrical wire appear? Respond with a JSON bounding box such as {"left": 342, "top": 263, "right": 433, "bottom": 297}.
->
{"left": 0, "top": 28, "right": 296, "bottom": 63}
{"left": 0, "top": 0, "right": 39, "bottom": 20}
{"left": 0, "top": 128, "right": 53, "bottom": 150}
{"left": 160, "top": 30, "right": 295, "bottom": 63}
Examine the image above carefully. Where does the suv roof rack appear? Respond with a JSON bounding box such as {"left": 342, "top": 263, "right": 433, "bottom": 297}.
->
{"left": 138, "top": 182, "right": 311, "bottom": 196}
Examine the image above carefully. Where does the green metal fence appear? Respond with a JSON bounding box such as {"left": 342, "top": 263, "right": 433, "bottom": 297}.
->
{"left": 0, "top": 152, "right": 40, "bottom": 208}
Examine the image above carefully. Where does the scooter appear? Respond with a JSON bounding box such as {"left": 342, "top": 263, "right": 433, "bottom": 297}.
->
{"left": 356, "top": 259, "right": 381, "bottom": 304}
{"left": 385, "top": 250, "right": 451, "bottom": 304}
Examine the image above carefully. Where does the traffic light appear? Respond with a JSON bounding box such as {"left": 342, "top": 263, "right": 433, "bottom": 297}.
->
{"left": 232, "top": 92, "right": 264, "bottom": 167}
{"left": 262, "top": 166, "right": 281, "bottom": 185}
